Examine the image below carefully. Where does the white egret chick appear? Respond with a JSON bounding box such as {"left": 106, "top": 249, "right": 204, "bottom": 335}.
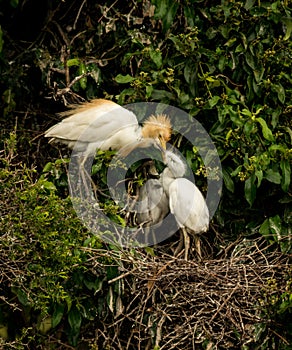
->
{"left": 161, "top": 150, "right": 209, "bottom": 260}
{"left": 136, "top": 177, "right": 169, "bottom": 227}
{"left": 45, "top": 99, "right": 172, "bottom": 160}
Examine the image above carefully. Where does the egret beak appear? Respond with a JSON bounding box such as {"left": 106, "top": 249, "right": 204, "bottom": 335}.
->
{"left": 154, "top": 138, "right": 166, "bottom": 162}
{"left": 118, "top": 138, "right": 165, "bottom": 158}
{"left": 162, "top": 151, "right": 166, "bottom": 163}
{"left": 160, "top": 139, "right": 167, "bottom": 150}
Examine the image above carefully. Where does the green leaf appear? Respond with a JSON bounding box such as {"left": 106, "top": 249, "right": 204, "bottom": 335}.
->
{"left": 42, "top": 162, "right": 53, "bottom": 173}
{"left": 144, "top": 246, "right": 156, "bottom": 256}
{"left": 208, "top": 95, "right": 220, "bottom": 108}
{"left": 245, "top": 174, "right": 256, "bottom": 206}
{"left": 11, "top": 287, "right": 30, "bottom": 306}
{"left": 10, "top": 0, "right": 19, "bottom": 8}
{"left": 115, "top": 74, "right": 135, "bottom": 84}
{"left": 245, "top": 51, "right": 257, "bottom": 70}
{"left": 259, "top": 218, "right": 270, "bottom": 238}
{"left": 244, "top": 119, "right": 256, "bottom": 135}
{"left": 84, "top": 278, "right": 103, "bottom": 293}
{"left": 65, "top": 295, "right": 72, "bottom": 312}
{"left": 149, "top": 49, "right": 163, "bottom": 68}
{"left": 117, "top": 88, "right": 136, "bottom": 104}
{"left": 183, "top": 60, "right": 198, "bottom": 96}
{"left": 146, "top": 85, "right": 154, "bottom": 98}
{"left": 38, "top": 316, "right": 52, "bottom": 335}
{"left": 255, "top": 169, "right": 263, "bottom": 187}
{"left": 153, "top": 0, "right": 168, "bottom": 18}
{"left": 78, "top": 62, "right": 87, "bottom": 90}
{"left": 241, "top": 108, "right": 252, "bottom": 117}
{"left": 231, "top": 165, "right": 242, "bottom": 177}
{"left": 151, "top": 89, "right": 173, "bottom": 100}
{"left": 52, "top": 303, "right": 65, "bottom": 328}
{"left": 244, "top": 0, "right": 256, "bottom": 10}
{"left": 68, "top": 306, "right": 82, "bottom": 332}
{"left": 265, "top": 169, "right": 281, "bottom": 184}
{"left": 282, "top": 17, "right": 292, "bottom": 41}
{"left": 280, "top": 159, "right": 291, "bottom": 192}
{"left": 255, "top": 117, "right": 274, "bottom": 142}
{"left": 224, "top": 37, "right": 237, "bottom": 47}
{"left": 260, "top": 216, "right": 289, "bottom": 251}
{"left": 268, "top": 144, "right": 286, "bottom": 153}
{"left": 67, "top": 58, "right": 81, "bottom": 67}
{"left": 184, "top": 5, "right": 195, "bottom": 27}
{"left": 276, "top": 83, "right": 285, "bottom": 104}
{"left": 253, "top": 67, "right": 265, "bottom": 83}
{"left": 269, "top": 215, "right": 282, "bottom": 240}
{"left": 218, "top": 55, "right": 226, "bottom": 71}
{"left": 107, "top": 265, "right": 119, "bottom": 280}
{"left": 68, "top": 306, "right": 82, "bottom": 346}
{"left": 154, "top": 0, "right": 179, "bottom": 32}
{"left": 41, "top": 180, "right": 57, "bottom": 192}
{"left": 230, "top": 108, "right": 244, "bottom": 127}
{"left": 223, "top": 168, "right": 234, "bottom": 193}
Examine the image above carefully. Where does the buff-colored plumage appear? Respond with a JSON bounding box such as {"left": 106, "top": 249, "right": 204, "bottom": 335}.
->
{"left": 45, "top": 99, "right": 172, "bottom": 157}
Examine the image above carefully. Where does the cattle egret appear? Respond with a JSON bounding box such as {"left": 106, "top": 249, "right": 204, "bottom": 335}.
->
{"left": 136, "top": 177, "right": 169, "bottom": 227}
{"left": 161, "top": 150, "right": 209, "bottom": 260}
{"left": 136, "top": 150, "right": 209, "bottom": 259}
{"left": 45, "top": 99, "right": 172, "bottom": 159}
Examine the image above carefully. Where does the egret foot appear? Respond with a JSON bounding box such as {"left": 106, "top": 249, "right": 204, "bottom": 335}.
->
{"left": 182, "top": 228, "right": 190, "bottom": 261}
{"left": 193, "top": 235, "right": 202, "bottom": 260}
{"left": 173, "top": 228, "right": 190, "bottom": 260}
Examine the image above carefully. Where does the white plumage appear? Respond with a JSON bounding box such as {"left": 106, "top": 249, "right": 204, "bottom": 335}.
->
{"left": 162, "top": 150, "right": 209, "bottom": 259}
{"left": 137, "top": 150, "right": 209, "bottom": 259}
{"left": 136, "top": 178, "right": 169, "bottom": 227}
{"left": 45, "top": 99, "right": 172, "bottom": 158}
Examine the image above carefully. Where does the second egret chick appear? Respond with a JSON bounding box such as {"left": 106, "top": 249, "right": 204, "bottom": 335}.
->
{"left": 161, "top": 150, "right": 209, "bottom": 260}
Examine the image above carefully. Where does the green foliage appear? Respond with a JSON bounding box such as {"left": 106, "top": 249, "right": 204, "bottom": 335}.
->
{"left": 252, "top": 277, "right": 292, "bottom": 350}
{"left": 0, "top": 134, "right": 125, "bottom": 348}
{"left": 110, "top": 0, "right": 292, "bottom": 242}
{"left": 1, "top": 0, "right": 292, "bottom": 348}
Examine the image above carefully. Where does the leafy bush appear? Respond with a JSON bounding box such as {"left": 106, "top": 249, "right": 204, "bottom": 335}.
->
{"left": 0, "top": 134, "right": 125, "bottom": 348}
{"left": 0, "top": 0, "right": 291, "bottom": 348}
{"left": 112, "top": 1, "right": 292, "bottom": 242}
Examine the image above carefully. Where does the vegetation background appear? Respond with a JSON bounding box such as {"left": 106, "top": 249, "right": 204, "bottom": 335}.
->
{"left": 0, "top": 0, "right": 291, "bottom": 349}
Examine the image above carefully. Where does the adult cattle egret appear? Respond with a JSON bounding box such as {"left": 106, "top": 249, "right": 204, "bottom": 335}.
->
{"left": 45, "top": 99, "right": 172, "bottom": 159}
{"left": 161, "top": 150, "right": 209, "bottom": 260}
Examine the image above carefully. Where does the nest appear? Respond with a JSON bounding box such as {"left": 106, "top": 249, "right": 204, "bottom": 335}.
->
{"left": 86, "top": 237, "right": 290, "bottom": 349}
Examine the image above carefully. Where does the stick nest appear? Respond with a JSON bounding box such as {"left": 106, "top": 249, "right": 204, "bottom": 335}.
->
{"left": 89, "top": 237, "right": 290, "bottom": 349}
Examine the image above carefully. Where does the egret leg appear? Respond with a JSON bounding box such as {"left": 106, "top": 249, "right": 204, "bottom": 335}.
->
{"left": 182, "top": 227, "right": 190, "bottom": 261}
{"left": 173, "top": 228, "right": 190, "bottom": 260}
{"left": 194, "top": 235, "right": 202, "bottom": 260}
{"left": 79, "top": 156, "right": 93, "bottom": 198}
{"left": 68, "top": 155, "right": 90, "bottom": 198}
{"left": 79, "top": 156, "right": 102, "bottom": 201}
{"left": 173, "top": 231, "right": 184, "bottom": 258}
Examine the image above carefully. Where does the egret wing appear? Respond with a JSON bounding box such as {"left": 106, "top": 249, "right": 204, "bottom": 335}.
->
{"left": 45, "top": 99, "right": 140, "bottom": 145}
{"left": 168, "top": 178, "right": 209, "bottom": 232}
{"left": 137, "top": 179, "right": 169, "bottom": 225}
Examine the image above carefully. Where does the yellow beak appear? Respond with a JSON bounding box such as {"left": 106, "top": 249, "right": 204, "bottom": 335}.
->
{"left": 160, "top": 138, "right": 167, "bottom": 150}
{"left": 158, "top": 138, "right": 167, "bottom": 163}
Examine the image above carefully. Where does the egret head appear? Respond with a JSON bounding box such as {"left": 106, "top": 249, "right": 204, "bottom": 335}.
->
{"left": 117, "top": 137, "right": 165, "bottom": 158}
{"left": 164, "top": 150, "right": 187, "bottom": 178}
{"left": 142, "top": 114, "right": 172, "bottom": 150}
